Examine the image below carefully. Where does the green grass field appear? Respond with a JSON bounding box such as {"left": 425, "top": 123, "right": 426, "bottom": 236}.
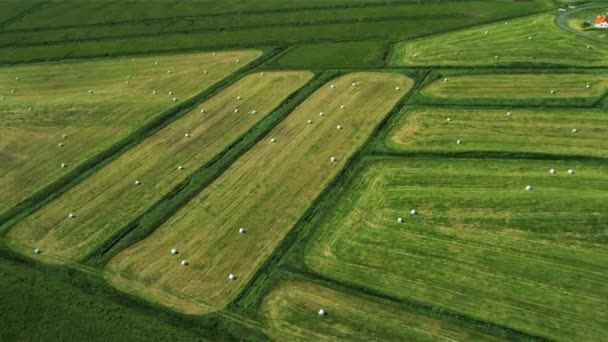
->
{"left": 566, "top": 7, "right": 608, "bottom": 40}
{"left": 261, "top": 280, "right": 500, "bottom": 341}
{"left": 0, "top": 50, "right": 260, "bottom": 215}
{"left": 391, "top": 13, "right": 608, "bottom": 67}
{"left": 3, "top": 0, "right": 608, "bottom": 340}
{"left": 5, "top": 70, "right": 312, "bottom": 263}
{"left": 104, "top": 72, "right": 414, "bottom": 314}
{"left": 304, "top": 157, "right": 608, "bottom": 341}
{"left": 385, "top": 107, "right": 608, "bottom": 157}
{"left": 419, "top": 73, "right": 607, "bottom": 103}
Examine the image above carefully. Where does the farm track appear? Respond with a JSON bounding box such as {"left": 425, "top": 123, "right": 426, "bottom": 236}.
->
{"left": 556, "top": 3, "right": 608, "bottom": 44}
{"left": 0, "top": 47, "right": 283, "bottom": 234}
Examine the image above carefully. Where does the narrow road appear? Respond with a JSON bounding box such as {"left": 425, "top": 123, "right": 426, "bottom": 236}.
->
{"left": 555, "top": 3, "right": 608, "bottom": 44}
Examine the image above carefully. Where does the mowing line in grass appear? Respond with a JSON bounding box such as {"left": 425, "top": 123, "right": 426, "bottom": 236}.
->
{"left": 5, "top": 71, "right": 313, "bottom": 263}
{"left": 104, "top": 72, "right": 414, "bottom": 315}
{"left": 305, "top": 157, "right": 608, "bottom": 341}
{"left": 0, "top": 50, "right": 261, "bottom": 218}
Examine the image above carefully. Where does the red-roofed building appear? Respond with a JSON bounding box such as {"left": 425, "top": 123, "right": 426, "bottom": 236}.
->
{"left": 595, "top": 15, "right": 608, "bottom": 28}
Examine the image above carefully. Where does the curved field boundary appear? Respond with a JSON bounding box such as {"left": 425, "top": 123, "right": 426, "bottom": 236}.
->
{"left": 104, "top": 72, "right": 414, "bottom": 315}
{"left": 555, "top": 3, "right": 608, "bottom": 44}
{"left": 5, "top": 71, "right": 313, "bottom": 263}
{"left": 0, "top": 48, "right": 281, "bottom": 234}
{"left": 261, "top": 280, "right": 502, "bottom": 340}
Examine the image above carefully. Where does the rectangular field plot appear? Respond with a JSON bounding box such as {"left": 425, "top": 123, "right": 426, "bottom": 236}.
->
{"left": 390, "top": 14, "right": 608, "bottom": 67}
{"left": 261, "top": 281, "right": 499, "bottom": 341}
{"left": 6, "top": 71, "right": 312, "bottom": 262}
{"left": 305, "top": 158, "right": 608, "bottom": 341}
{"left": 418, "top": 74, "right": 607, "bottom": 105}
{"left": 386, "top": 107, "right": 608, "bottom": 157}
{"left": 105, "top": 72, "right": 414, "bottom": 314}
{"left": 0, "top": 50, "right": 260, "bottom": 214}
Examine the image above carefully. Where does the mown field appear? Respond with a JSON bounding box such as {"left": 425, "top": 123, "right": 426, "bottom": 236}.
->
{"left": 104, "top": 72, "right": 414, "bottom": 314}
{"left": 261, "top": 280, "right": 500, "bottom": 341}
{"left": 6, "top": 70, "right": 312, "bottom": 263}
{"left": 2, "top": 0, "right": 608, "bottom": 340}
{"left": 419, "top": 73, "right": 607, "bottom": 106}
{"left": 566, "top": 6, "right": 608, "bottom": 40}
{"left": 390, "top": 13, "right": 608, "bottom": 67}
{"left": 385, "top": 107, "right": 608, "bottom": 158}
{"left": 0, "top": 50, "right": 260, "bottom": 216}
{"left": 304, "top": 157, "right": 608, "bottom": 341}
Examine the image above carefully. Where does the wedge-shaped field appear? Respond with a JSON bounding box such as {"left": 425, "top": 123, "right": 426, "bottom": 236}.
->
{"left": 105, "top": 72, "right": 414, "bottom": 314}
{"left": 6, "top": 71, "right": 312, "bottom": 262}
{"left": 386, "top": 107, "right": 608, "bottom": 157}
{"left": 261, "top": 281, "right": 500, "bottom": 341}
{"left": 0, "top": 50, "right": 260, "bottom": 213}
{"left": 305, "top": 158, "right": 608, "bottom": 341}
{"left": 391, "top": 14, "right": 608, "bottom": 67}
{"left": 420, "top": 74, "right": 607, "bottom": 102}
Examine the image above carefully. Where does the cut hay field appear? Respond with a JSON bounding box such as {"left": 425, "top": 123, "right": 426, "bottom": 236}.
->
{"left": 0, "top": 50, "right": 260, "bottom": 215}
{"left": 104, "top": 72, "right": 414, "bottom": 314}
{"left": 419, "top": 73, "right": 607, "bottom": 104}
{"left": 304, "top": 157, "right": 608, "bottom": 341}
{"left": 390, "top": 14, "right": 608, "bottom": 67}
{"left": 386, "top": 107, "right": 608, "bottom": 157}
{"left": 5, "top": 71, "right": 312, "bottom": 263}
{"left": 261, "top": 281, "right": 499, "bottom": 341}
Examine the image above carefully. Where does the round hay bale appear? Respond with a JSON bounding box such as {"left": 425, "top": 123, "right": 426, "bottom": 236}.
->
{"left": 336, "top": 125, "right": 342, "bottom": 130}
{"left": 550, "top": 90, "right": 555, "bottom": 94}
{"left": 506, "top": 111, "right": 512, "bottom": 116}
{"left": 125, "top": 80, "right": 130, "bottom": 85}
{"left": 410, "top": 209, "right": 417, "bottom": 215}
{"left": 484, "top": 31, "right": 489, "bottom": 35}
{"left": 330, "top": 84, "right": 336, "bottom": 89}
{"left": 528, "top": 36, "right": 533, "bottom": 40}
{"left": 340, "top": 105, "right": 346, "bottom": 109}
{"left": 234, "top": 108, "right": 239, "bottom": 113}
{"left": 0, "top": 96, "right": 4, "bottom": 101}
{"left": 178, "top": 165, "right": 184, "bottom": 170}
{"left": 443, "top": 78, "right": 448, "bottom": 82}
{"left": 68, "top": 213, "right": 76, "bottom": 219}
{"left": 319, "top": 112, "right": 325, "bottom": 116}
{"left": 34, "top": 248, "right": 41, "bottom": 254}
{"left": 318, "top": 309, "right": 327, "bottom": 316}
{"left": 126, "top": 75, "right": 131, "bottom": 79}
{"left": 152, "top": 90, "right": 157, "bottom": 94}
{"left": 236, "top": 59, "right": 241, "bottom": 63}
{"left": 88, "top": 89, "right": 94, "bottom": 94}
{"left": 251, "top": 110, "right": 257, "bottom": 115}
{"left": 525, "top": 185, "right": 533, "bottom": 191}
{"left": 154, "top": 61, "right": 159, "bottom": 66}
{"left": 171, "top": 248, "right": 178, "bottom": 255}
{"left": 28, "top": 106, "right": 33, "bottom": 111}
{"left": 261, "top": 72, "right": 265, "bottom": 76}
{"left": 549, "top": 168, "right": 557, "bottom": 174}
{"left": 330, "top": 156, "right": 337, "bottom": 162}
{"left": 568, "top": 169, "right": 575, "bottom": 174}
{"left": 586, "top": 45, "right": 591, "bottom": 49}
{"left": 270, "top": 138, "right": 276, "bottom": 143}
{"left": 61, "top": 163, "right": 67, "bottom": 168}
{"left": 134, "top": 180, "right": 142, "bottom": 185}
{"left": 395, "top": 86, "right": 401, "bottom": 91}
{"left": 446, "top": 117, "right": 452, "bottom": 122}
{"left": 571, "top": 128, "right": 578, "bottom": 134}
{"left": 172, "top": 97, "right": 177, "bottom": 102}
{"left": 236, "top": 96, "right": 242, "bottom": 100}
{"left": 456, "top": 139, "right": 462, "bottom": 145}
{"left": 185, "top": 133, "right": 191, "bottom": 138}
{"left": 228, "top": 274, "right": 237, "bottom": 281}
{"left": 586, "top": 84, "right": 591, "bottom": 89}
{"left": 212, "top": 52, "right": 217, "bottom": 56}
{"left": 166, "top": 70, "right": 172, "bottom": 74}
{"left": 203, "top": 70, "right": 208, "bottom": 74}
{"left": 58, "top": 142, "right": 64, "bottom": 147}
{"left": 397, "top": 217, "right": 404, "bottom": 223}
{"left": 16, "top": 76, "right": 20, "bottom": 81}
{"left": 494, "top": 55, "right": 499, "bottom": 60}
{"left": 200, "top": 109, "right": 206, "bottom": 113}
{"left": 10, "top": 89, "right": 16, "bottom": 94}
{"left": 307, "top": 119, "right": 313, "bottom": 124}
{"left": 239, "top": 228, "right": 246, "bottom": 234}
{"left": 181, "top": 260, "right": 189, "bottom": 266}
{"left": 62, "top": 134, "right": 68, "bottom": 139}
{"left": 351, "top": 82, "right": 357, "bottom": 87}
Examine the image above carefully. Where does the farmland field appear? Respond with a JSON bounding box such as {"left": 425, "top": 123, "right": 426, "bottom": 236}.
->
{"left": 2, "top": 0, "right": 608, "bottom": 340}
{"left": 386, "top": 107, "right": 608, "bottom": 157}
{"left": 304, "top": 157, "right": 608, "bottom": 341}
{"left": 390, "top": 14, "right": 608, "bottom": 67}
{"left": 419, "top": 73, "right": 607, "bottom": 104}
{"left": 5, "top": 70, "right": 312, "bottom": 263}
{"left": 0, "top": 50, "right": 260, "bottom": 215}
{"left": 261, "top": 281, "right": 499, "bottom": 341}
{"left": 105, "top": 72, "right": 413, "bottom": 314}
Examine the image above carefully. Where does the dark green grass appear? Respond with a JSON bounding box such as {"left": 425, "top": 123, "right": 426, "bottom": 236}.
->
{"left": 0, "top": 0, "right": 554, "bottom": 64}
{"left": 266, "top": 41, "right": 387, "bottom": 69}
{"left": 0, "top": 247, "right": 268, "bottom": 341}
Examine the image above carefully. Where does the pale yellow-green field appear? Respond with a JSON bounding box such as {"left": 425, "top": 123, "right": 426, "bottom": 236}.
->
{"left": 105, "top": 72, "right": 414, "bottom": 314}
{"left": 420, "top": 74, "right": 607, "bottom": 100}
{"left": 387, "top": 107, "right": 608, "bottom": 157}
{"left": 261, "top": 281, "right": 501, "bottom": 341}
{"left": 0, "top": 50, "right": 261, "bottom": 213}
{"left": 391, "top": 14, "right": 608, "bottom": 67}
{"left": 6, "top": 71, "right": 313, "bottom": 263}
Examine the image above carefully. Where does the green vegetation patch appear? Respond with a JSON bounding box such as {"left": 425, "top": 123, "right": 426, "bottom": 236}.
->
{"left": 105, "top": 72, "right": 414, "bottom": 315}
{"left": 391, "top": 14, "right": 607, "bottom": 67}
{"left": 418, "top": 73, "right": 607, "bottom": 106}
{"left": 385, "top": 107, "right": 608, "bottom": 157}
{"left": 305, "top": 157, "right": 608, "bottom": 341}
{"left": 267, "top": 41, "right": 387, "bottom": 69}
{"left": 5, "top": 71, "right": 312, "bottom": 263}
{"left": 261, "top": 280, "right": 500, "bottom": 341}
{"left": 0, "top": 50, "right": 260, "bottom": 215}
